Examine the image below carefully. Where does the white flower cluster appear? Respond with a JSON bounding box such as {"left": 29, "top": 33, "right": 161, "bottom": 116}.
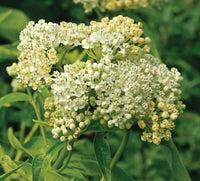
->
{"left": 45, "top": 52, "right": 185, "bottom": 147}
{"left": 7, "top": 16, "right": 147, "bottom": 90}
{"left": 7, "top": 20, "right": 90, "bottom": 90}
{"left": 73, "top": 0, "right": 167, "bottom": 13}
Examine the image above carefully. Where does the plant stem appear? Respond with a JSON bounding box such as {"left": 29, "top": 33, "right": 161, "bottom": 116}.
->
{"left": 110, "top": 130, "right": 130, "bottom": 170}
{"left": 77, "top": 49, "right": 87, "bottom": 61}
{"left": 94, "top": 8, "right": 103, "bottom": 20}
{"left": 27, "top": 88, "right": 46, "bottom": 144}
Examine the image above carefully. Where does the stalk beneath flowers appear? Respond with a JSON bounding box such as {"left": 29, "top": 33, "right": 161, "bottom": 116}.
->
{"left": 27, "top": 88, "right": 46, "bottom": 144}
{"left": 110, "top": 130, "right": 130, "bottom": 170}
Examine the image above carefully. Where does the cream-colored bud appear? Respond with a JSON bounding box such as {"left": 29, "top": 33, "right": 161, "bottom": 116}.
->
{"left": 68, "top": 135, "right": 73, "bottom": 141}
{"left": 98, "top": 63, "right": 103, "bottom": 70}
{"left": 85, "top": 118, "right": 90, "bottom": 125}
{"left": 160, "top": 119, "right": 168, "bottom": 128}
{"left": 53, "top": 133, "right": 59, "bottom": 139}
{"left": 102, "top": 73, "right": 107, "bottom": 79}
{"left": 79, "top": 122, "right": 85, "bottom": 128}
{"left": 60, "top": 136, "right": 66, "bottom": 142}
{"left": 100, "top": 109, "right": 106, "bottom": 115}
{"left": 170, "top": 113, "right": 178, "bottom": 120}
{"left": 92, "top": 115, "right": 98, "bottom": 120}
{"left": 44, "top": 111, "right": 50, "bottom": 118}
{"left": 69, "top": 119, "right": 74, "bottom": 124}
{"left": 152, "top": 123, "right": 159, "bottom": 131}
{"left": 152, "top": 115, "right": 158, "bottom": 122}
{"left": 125, "top": 114, "right": 132, "bottom": 119}
{"left": 161, "top": 111, "right": 169, "bottom": 118}
{"left": 157, "top": 102, "right": 165, "bottom": 110}
{"left": 108, "top": 120, "right": 114, "bottom": 128}
{"left": 67, "top": 144, "right": 72, "bottom": 151}
{"left": 104, "top": 115, "right": 110, "bottom": 121}
{"left": 94, "top": 71, "right": 100, "bottom": 79}
{"left": 138, "top": 120, "right": 146, "bottom": 129}
{"left": 69, "top": 123, "right": 76, "bottom": 130}
{"left": 62, "top": 129, "right": 68, "bottom": 135}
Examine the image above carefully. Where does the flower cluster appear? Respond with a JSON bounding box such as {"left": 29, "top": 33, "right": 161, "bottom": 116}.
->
{"left": 45, "top": 53, "right": 185, "bottom": 148}
{"left": 8, "top": 15, "right": 185, "bottom": 149}
{"left": 7, "top": 20, "right": 91, "bottom": 90}
{"left": 7, "top": 16, "right": 148, "bottom": 90}
{"left": 73, "top": 0, "right": 167, "bottom": 13}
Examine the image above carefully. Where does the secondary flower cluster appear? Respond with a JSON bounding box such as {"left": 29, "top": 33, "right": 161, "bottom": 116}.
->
{"left": 7, "top": 16, "right": 148, "bottom": 90}
{"left": 8, "top": 15, "right": 185, "bottom": 149}
{"left": 73, "top": 0, "right": 166, "bottom": 13}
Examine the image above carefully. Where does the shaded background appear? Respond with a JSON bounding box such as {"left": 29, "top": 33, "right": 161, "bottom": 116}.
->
{"left": 0, "top": 0, "right": 200, "bottom": 180}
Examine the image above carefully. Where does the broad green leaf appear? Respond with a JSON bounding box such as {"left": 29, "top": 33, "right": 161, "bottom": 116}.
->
{"left": 32, "top": 140, "right": 63, "bottom": 181}
{"left": 94, "top": 132, "right": 111, "bottom": 181}
{"left": 0, "top": 6, "right": 29, "bottom": 42}
{"left": 0, "top": 163, "right": 23, "bottom": 180}
{"left": 111, "top": 166, "right": 135, "bottom": 181}
{"left": 24, "top": 137, "right": 45, "bottom": 157}
{"left": 69, "top": 159, "right": 101, "bottom": 176}
{"left": 0, "top": 9, "right": 12, "bottom": 23}
{"left": 0, "top": 42, "right": 20, "bottom": 62}
{"left": 161, "top": 139, "right": 191, "bottom": 181}
{"left": 8, "top": 127, "right": 33, "bottom": 157}
{"left": 0, "top": 92, "right": 30, "bottom": 108}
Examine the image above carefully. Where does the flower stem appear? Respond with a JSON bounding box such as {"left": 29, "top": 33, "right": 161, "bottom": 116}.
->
{"left": 27, "top": 88, "right": 46, "bottom": 144}
{"left": 77, "top": 49, "right": 87, "bottom": 61}
{"left": 110, "top": 130, "right": 130, "bottom": 170}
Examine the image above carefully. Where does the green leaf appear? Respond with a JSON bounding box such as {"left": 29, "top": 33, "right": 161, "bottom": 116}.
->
{"left": 94, "top": 132, "right": 111, "bottom": 181}
{"left": 0, "top": 9, "right": 12, "bottom": 23}
{"left": 32, "top": 140, "right": 63, "bottom": 181}
{"left": 161, "top": 139, "right": 191, "bottom": 181}
{"left": 0, "top": 42, "right": 20, "bottom": 62}
{"left": 0, "top": 163, "right": 23, "bottom": 180}
{"left": 111, "top": 166, "right": 135, "bottom": 181}
{"left": 0, "top": 92, "right": 30, "bottom": 108}
{"left": 24, "top": 137, "right": 45, "bottom": 157}
{"left": 0, "top": 6, "right": 29, "bottom": 42}
{"left": 8, "top": 127, "right": 33, "bottom": 157}
{"left": 69, "top": 159, "right": 101, "bottom": 176}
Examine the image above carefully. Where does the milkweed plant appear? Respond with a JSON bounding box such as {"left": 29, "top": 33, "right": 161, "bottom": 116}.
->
{"left": 0, "top": 0, "right": 192, "bottom": 181}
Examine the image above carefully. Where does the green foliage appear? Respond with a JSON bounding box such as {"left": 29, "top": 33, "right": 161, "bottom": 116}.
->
{"left": 94, "top": 132, "right": 111, "bottom": 181}
{"left": 0, "top": 6, "right": 29, "bottom": 42}
{"left": 161, "top": 139, "right": 191, "bottom": 181}
{"left": 0, "top": 92, "right": 30, "bottom": 108}
{"left": 0, "top": 42, "right": 19, "bottom": 62}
